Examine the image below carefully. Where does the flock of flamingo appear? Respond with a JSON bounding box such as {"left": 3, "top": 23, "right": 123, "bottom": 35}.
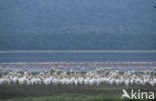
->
{"left": 0, "top": 62, "right": 156, "bottom": 86}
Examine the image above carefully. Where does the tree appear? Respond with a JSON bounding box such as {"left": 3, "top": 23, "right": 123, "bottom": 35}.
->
{"left": 153, "top": 5, "right": 156, "bottom": 8}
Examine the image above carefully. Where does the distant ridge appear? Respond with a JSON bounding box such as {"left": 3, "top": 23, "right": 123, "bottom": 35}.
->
{"left": 0, "top": 50, "right": 156, "bottom": 53}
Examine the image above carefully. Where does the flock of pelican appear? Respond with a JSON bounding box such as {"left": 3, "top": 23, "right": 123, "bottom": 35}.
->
{"left": 0, "top": 62, "right": 156, "bottom": 86}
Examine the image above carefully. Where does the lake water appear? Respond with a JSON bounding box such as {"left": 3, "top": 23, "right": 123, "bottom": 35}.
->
{"left": 0, "top": 51, "right": 156, "bottom": 71}
{"left": 0, "top": 51, "right": 156, "bottom": 63}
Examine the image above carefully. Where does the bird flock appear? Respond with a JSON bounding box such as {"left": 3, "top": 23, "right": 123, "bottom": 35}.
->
{"left": 0, "top": 62, "right": 156, "bottom": 86}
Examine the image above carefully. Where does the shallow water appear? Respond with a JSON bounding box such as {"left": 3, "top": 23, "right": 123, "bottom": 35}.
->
{"left": 0, "top": 51, "right": 156, "bottom": 72}
{"left": 0, "top": 52, "right": 156, "bottom": 63}
{"left": 8, "top": 66, "right": 153, "bottom": 72}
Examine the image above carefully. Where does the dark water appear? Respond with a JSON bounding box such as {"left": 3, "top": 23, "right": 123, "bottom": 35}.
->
{"left": 0, "top": 52, "right": 156, "bottom": 63}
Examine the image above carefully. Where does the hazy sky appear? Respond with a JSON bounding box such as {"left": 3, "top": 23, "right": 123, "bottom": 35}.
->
{"left": 0, "top": 0, "right": 156, "bottom": 50}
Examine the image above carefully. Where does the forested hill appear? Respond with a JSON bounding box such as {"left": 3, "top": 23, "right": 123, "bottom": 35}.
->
{"left": 0, "top": 0, "right": 156, "bottom": 50}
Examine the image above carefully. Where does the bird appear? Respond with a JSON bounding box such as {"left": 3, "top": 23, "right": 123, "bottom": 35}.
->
{"left": 0, "top": 61, "right": 156, "bottom": 87}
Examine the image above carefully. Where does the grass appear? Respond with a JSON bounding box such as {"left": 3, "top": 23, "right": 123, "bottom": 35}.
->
{"left": 0, "top": 94, "right": 119, "bottom": 101}
{"left": 1, "top": 93, "right": 156, "bottom": 101}
{"left": 0, "top": 84, "right": 156, "bottom": 101}
{"left": 0, "top": 72, "right": 156, "bottom": 101}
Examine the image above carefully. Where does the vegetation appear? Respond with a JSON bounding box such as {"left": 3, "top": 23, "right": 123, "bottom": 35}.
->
{"left": 0, "top": 94, "right": 124, "bottom": 101}
{"left": 0, "top": 84, "right": 156, "bottom": 101}
{"left": 1, "top": 94, "right": 156, "bottom": 101}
